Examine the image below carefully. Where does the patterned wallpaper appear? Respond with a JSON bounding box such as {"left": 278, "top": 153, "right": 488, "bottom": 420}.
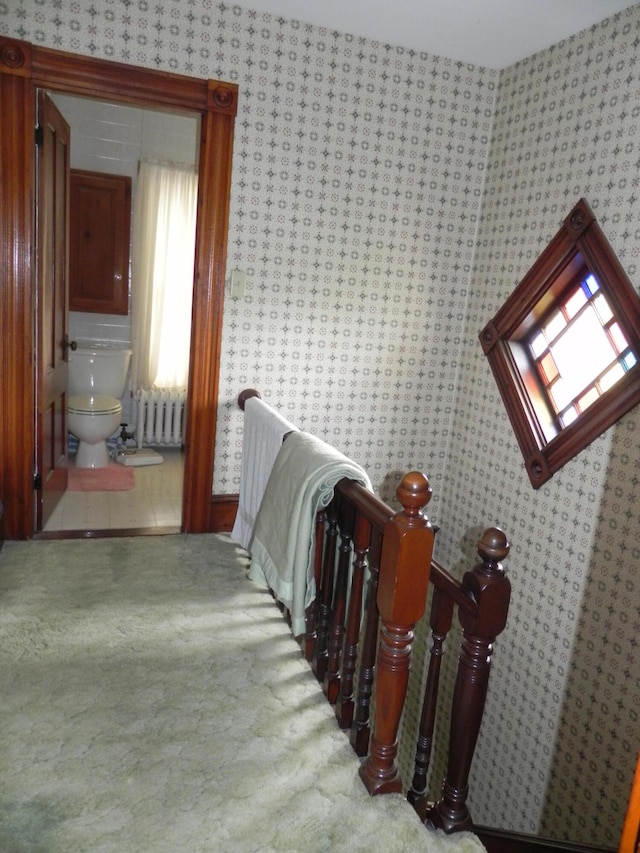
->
{"left": 213, "top": 16, "right": 496, "bottom": 508}
{"left": 435, "top": 10, "right": 640, "bottom": 847}
{"left": 2, "top": 1, "right": 639, "bottom": 847}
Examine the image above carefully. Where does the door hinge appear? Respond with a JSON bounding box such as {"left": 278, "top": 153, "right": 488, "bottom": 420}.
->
{"left": 33, "top": 473, "right": 42, "bottom": 489}
{"left": 35, "top": 124, "right": 43, "bottom": 147}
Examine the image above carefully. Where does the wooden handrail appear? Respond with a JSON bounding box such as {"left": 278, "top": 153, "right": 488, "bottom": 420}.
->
{"left": 430, "top": 558, "right": 477, "bottom": 616}
{"left": 336, "top": 477, "right": 394, "bottom": 531}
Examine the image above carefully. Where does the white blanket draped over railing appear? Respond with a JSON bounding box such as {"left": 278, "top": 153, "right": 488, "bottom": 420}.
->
{"left": 230, "top": 395, "right": 298, "bottom": 550}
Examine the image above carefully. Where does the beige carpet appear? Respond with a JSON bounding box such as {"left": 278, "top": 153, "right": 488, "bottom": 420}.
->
{"left": 0, "top": 534, "right": 486, "bottom": 853}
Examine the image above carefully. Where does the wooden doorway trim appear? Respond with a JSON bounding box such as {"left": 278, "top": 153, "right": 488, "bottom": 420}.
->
{"left": 0, "top": 37, "right": 238, "bottom": 538}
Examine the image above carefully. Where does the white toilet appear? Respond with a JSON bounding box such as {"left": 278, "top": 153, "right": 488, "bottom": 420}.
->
{"left": 68, "top": 344, "right": 133, "bottom": 468}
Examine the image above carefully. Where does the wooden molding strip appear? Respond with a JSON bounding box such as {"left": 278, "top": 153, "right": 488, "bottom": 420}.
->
{"left": 209, "top": 494, "right": 239, "bottom": 533}
{"left": 475, "top": 826, "right": 616, "bottom": 853}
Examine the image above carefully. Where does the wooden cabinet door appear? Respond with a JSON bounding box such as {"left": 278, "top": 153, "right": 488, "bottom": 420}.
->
{"left": 69, "top": 169, "right": 131, "bottom": 315}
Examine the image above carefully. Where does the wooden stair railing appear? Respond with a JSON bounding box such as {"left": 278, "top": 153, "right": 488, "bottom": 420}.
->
{"left": 236, "top": 389, "right": 511, "bottom": 833}
{"left": 306, "top": 470, "right": 435, "bottom": 790}
{"left": 305, "top": 477, "right": 511, "bottom": 833}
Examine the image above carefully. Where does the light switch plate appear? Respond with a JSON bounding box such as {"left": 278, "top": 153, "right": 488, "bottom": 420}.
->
{"left": 230, "top": 269, "right": 246, "bottom": 298}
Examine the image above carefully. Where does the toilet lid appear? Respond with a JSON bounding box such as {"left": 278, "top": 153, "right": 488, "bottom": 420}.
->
{"left": 68, "top": 394, "right": 122, "bottom": 416}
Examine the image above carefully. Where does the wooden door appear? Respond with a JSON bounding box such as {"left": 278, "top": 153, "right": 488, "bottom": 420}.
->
{"left": 35, "top": 91, "right": 70, "bottom": 530}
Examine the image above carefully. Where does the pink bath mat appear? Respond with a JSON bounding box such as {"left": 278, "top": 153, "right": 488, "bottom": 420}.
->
{"left": 68, "top": 461, "right": 135, "bottom": 492}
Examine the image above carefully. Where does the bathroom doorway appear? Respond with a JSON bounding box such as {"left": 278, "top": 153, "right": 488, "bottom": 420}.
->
{"left": 38, "top": 92, "right": 198, "bottom": 536}
{"left": 0, "top": 36, "right": 238, "bottom": 540}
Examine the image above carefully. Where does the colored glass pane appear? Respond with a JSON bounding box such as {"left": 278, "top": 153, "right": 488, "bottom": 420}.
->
{"left": 564, "top": 287, "right": 587, "bottom": 319}
{"left": 584, "top": 274, "right": 600, "bottom": 296}
{"left": 483, "top": 200, "right": 640, "bottom": 489}
{"left": 540, "top": 352, "right": 558, "bottom": 383}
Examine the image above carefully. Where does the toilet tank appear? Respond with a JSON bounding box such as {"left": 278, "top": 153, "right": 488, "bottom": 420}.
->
{"left": 68, "top": 343, "right": 133, "bottom": 398}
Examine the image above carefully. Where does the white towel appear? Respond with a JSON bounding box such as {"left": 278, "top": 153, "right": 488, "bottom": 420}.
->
{"left": 248, "top": 431, "right": 372, "bottom": 637}
{"left": 231, "top": 396, "right": 298, "bottom": 550}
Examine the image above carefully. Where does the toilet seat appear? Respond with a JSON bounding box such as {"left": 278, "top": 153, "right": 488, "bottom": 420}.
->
{"left": 68, "top": 394, "right": 122, "bottom": 416}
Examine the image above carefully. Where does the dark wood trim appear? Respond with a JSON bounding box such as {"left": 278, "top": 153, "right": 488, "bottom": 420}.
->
{"left": 209, "top": 494, "right": 239, "bottom": 533}
{"left": 182, "top": 83, "right": 237, "bottom": 533}
{"left": 30, "top": 45, "right": 220, "bottom": 113}
{"left": 0, "top": 43, "right": 36, "bottom": 540}
{"left": 0, "top": 36, "right": 237, "bottom": 539}
{"left": 475, "top": 826, "right": 615, "bottom": 853}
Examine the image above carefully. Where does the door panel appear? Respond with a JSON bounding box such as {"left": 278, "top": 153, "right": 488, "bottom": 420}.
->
{"left": 35, "top": 91, "right": 70, "bottom": 530}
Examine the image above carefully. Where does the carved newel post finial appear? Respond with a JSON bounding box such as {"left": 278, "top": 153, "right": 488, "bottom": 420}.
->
{"left": 477, "top": 526, "right": 510, "bottom": 568}
{"left": 396, "top": 471, "right": 433, "bottom": 519}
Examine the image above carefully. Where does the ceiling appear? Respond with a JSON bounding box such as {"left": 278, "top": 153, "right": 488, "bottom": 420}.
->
{"left": 238, "top": 0, "right": 639, "bottom": 68}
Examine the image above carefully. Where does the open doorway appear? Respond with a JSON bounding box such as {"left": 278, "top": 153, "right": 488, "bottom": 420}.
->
{"left": 0, "top": 36, "right": 238, "bottom": 540}
{"left": 41, "top": 93, "right": 199, "bottom": 535}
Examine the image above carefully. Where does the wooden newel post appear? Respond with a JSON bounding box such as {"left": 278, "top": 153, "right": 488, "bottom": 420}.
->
{"left": 428, "top": 527, "right": 511, "bottom": 833}
{"left": 359, "top": 471, "right": 434, "bottom": 796}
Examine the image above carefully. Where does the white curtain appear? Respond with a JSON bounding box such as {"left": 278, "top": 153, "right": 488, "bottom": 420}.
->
{"left": 131, "top": 161, "right": 198, "bottom": 390}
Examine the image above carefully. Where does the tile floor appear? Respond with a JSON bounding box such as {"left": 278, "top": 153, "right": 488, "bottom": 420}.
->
{"left": 43, "top": 447, "right": 184, "bottom": 533}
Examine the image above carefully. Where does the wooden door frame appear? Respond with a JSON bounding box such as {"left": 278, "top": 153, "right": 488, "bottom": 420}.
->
{"left": 0, "top": 37, "right": 238, "bottom": 539}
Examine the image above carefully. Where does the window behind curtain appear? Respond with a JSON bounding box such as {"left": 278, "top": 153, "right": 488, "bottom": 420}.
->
{"left": 131, "top": 161, "right": 198, "bottom": 390}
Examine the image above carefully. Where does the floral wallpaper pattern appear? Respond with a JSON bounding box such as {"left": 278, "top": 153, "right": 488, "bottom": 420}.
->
{"left": 2, "top": 1, "right": 639, "bottom": 847}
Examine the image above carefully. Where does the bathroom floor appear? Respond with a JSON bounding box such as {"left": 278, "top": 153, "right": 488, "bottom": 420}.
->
{"left": 43, "top": 447, "right": 184, "bottom": 533}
